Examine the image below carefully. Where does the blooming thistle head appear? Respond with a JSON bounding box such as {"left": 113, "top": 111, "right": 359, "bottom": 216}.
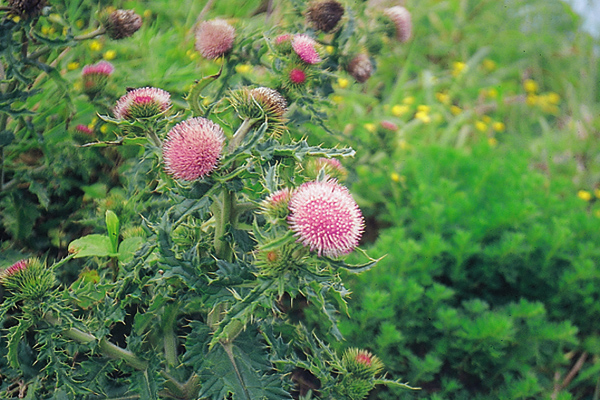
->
{"left": 162, "top": 117, "right": 225, "bottom": 181}
{"left": 292, "top": 34, "right": 322, "bottom": 65}
{"left": 1, "top": 258, "right": 55, "bottom": 301}
{"left": 380, "top": 120, "right": 398, "bottom": 131}
{"left": 113, "top": 87, "right": 171, "bottom": 120}
{"left": 230, "top": 87, "right": 288, "bottom": 137}
{"left": 82, "top": 60, "right": 115, "bottom": 96}
{"left": 346, "top": 53, "right": 373, "bottom": 83}
{"left": 306, "top": 0, "right": 345, "bottom": 32}
{"left": 305, "top": 157, "right": 348, "bottom": 181}
{"left": 101, "top": 9, "right": 142, "bottom": 40}
{"left": 195, "top": 19, "right": 235, "bottom": 60}
{"left": 384, "top": 6, "right": 413, "bottom": 43}
{"left": 8, "top": 0, "right": 47, "bottom": 19}
{"left": 342, "top": 348, "right": 384, "bottom": 379}
{"left": 288, "top": 179, "right": 364, "bottom": 257}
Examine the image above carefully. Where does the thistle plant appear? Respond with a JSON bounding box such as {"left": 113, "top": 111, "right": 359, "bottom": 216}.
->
{"left": 0, "top": 1, "right": 417, "bottom": 399}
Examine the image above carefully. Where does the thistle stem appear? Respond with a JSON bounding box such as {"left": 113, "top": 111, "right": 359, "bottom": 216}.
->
{"left": 227, "top": 118, "right": 254, "bottom": 152}
{"left": 213, "top": 186, "right": 234, "bottom": 260}
{"left": 163, "top": 302, "right": 180, "bottom": 369}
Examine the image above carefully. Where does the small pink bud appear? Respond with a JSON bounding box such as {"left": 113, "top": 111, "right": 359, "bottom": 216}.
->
{"left": 81, "top": 61, "right": 115, "bottom": 95}
{"left": 380, "top": 120, "right": 398, "bottom": 131}
{"left": 289, "top": 68, "right": 307, "bottom": 84}
{"left": 75, "top": 124, "right": 94, "bottom": 135}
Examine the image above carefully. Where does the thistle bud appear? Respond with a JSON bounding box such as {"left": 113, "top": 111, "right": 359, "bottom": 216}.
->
{"left": 306, "top": 0, "right": 345, "bottom": 33}
{"left": 384, "top": 6, "right": 412, "bottom": 42}
{"left": 346, "top": 53, "right": 373, "bottom": 83}
{"left": 261, "top": 188, "right": 294, "bottom": 221}
{"left": 113, "top": 87, "right": 171, "bottom": 120}
{"left": 103, "top": 9, "right": 143, "bottom": 40}
{"left": 304, "top": 157, "right": 348, "bottom": 181}
{"left": 342, "top": 348, "right": 384, "bottom": 379}
{"left": 8, "top": 0, "right": 47, "bottom": 19}
{"left": 292, "top": 34, "right": 322, "bottom": 65}
{"left": 230, "top": 87, "right": 288, "bottom": 137}
{"left": 1, "top": 258, "right": 55, "bottom": 301}
{"left": 195, "top": 19, "right": 235, "bottom": 60}
{"left": 82, "top": 60, "right": 115, "bottom": 96}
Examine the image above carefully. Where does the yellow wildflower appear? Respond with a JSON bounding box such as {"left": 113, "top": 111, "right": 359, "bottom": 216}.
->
{"left": 402, "top": 96, "right": 415, "bottom": 105}
{"left": 482, "top": 115, "right": 492, "bottom": 124}
{"left": 487, "top": 137, "right": 498, "bottom": 147}
{"left": 67, "top": 62, "right": 80, "bottom": 71}
{"left": 143, "top": 9, "right": 152, "bottom": 19}
{"left": 392, "top": 104, "right": 409, "bottom": 117}
{"left": 492, "top": 121, "right": 505, "bottom": 132}
{"left": 332, "top": 95, "right": 344, "bottom": 104}
{"left": 482, "top": 59, "right": 496, "bottom": 72}
{"left": 475, "top": 121, "right": 488, "bottom": 132}
{"left": 524, "top": 79, "right": 538, "bottom": 93}
{"left": 326, "top": 45, "right": 335, "bottom": 54}
{"left": 363, "top": 123, "right": 376, "bottom": 133}
{"left": 337, "top": 78, "right": 349, "bottom": 89}
{"left": 103, "top": 50, "right": 117, "bottom": 60}
{"left": 526, "top": 94, "right": 538, "bottom": 106}
{"left": 547, "top": 92, "right": 560, "bottom": 105}
{"left": 390, "top": 172, "right": 401, "bottom": 182}
{"left": 235, "top": 64, "right": 252, "bottom": 73}
{"left": 415, "top": 111, "right": 431, "bottom": 123}
{"left": 578, "top": 190, "right": 592, "bottom": 201}
{"left": 452, "top": 61, "right": 467, "bottom": 77}
{"left": 487, "top": 88, "right": 498, "bottom": 98}
{"left": 73, "top": 82, "right": 82, "bottom": 91}
{"left": 450, "top": 105, "right": 462, "bottom": 115}
{"left": 417, "top": 105, "right": 430, "bottom": 113}
{"left": 435, "top": 92, "right": 450, "bottom": 104}
{"left": 89, "top": 40, "right": 103, "bottom": 51}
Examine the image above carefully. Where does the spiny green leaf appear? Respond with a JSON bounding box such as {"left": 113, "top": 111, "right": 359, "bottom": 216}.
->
{"left": 7, "top": 317, "right": 34, "bottom": 369}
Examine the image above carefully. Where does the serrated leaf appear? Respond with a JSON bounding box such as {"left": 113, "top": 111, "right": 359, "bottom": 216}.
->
{"left": 68, "top": 234, "right": 113, "bottom": 258}
{"left": 7, "top": 317, "right": 34, "bottom": 369}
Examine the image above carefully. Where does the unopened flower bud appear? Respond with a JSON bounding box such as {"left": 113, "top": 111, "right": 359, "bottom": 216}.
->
{"left": 113, "top": 87, "right": 171, "bottom": 120}
{"left": 342, "top": 348, "right": 384, "bottom": 379}
{"left": 1, "top": 258, "right": 55, "bottom": 301}
{"left": 261, "top": 188, "right": 294, "bottom": 221}
{"left": 8, "top": 0, "right": 47, "bottom": 18}
{"left": 346, "top": 53, "right": 373, "bottom": 83}
{"left": 305, "top": 157, "right": 347, "bottom": 181}
{"left": 103, "top": 9, "right": 142, "bottom": 40}
{"left": 384, "top": 6, "right": 412, "bottom": 43}
{"left": 306, "top": 0, "right": 345, "bottom": 33}
{"left": 82, "top": 60, "right": 115, "bottom": 96}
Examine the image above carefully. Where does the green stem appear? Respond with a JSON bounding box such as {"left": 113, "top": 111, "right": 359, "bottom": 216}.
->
{"left": 74, "top": 27, "right": 106, "bottom": 41}
{"left": 227, "top": 118, "right": 254, "bottom": 152}
{"left": 45, "top": 315, "right": 148, "bottom": 370}
{"left": 213, "top": 186, "right": 234, "bottom": 260}
{"left": 163, "top": 302, "right": 180, "bottom": 369}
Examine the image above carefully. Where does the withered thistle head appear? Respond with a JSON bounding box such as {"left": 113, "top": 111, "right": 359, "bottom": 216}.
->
{"left": 306, "top": 0, "right": 345, "bottom": 32}
{"left": 103, "top": 9, "right": 143, "bottom": 40}
{"left": 346, "top": 53, "right": 373, "bottom": 83}
{"left": 9, "top": 0, "right": 47, "bottom": 18}
{"left": 384, "top": 5, "right": 413, "bottom": 43}
{"left": 230, "top": 87, "right": 288, "bottom": 137}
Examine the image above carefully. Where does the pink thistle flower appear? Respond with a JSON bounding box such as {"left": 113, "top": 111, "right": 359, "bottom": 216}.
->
{"left": 195, "top": 19, "right": 235, "bottom": 60}
{"left": 289, "top": 68, "right": 307, "bottom": 84}
{"left": 288, "top": 179, "right": 364, "bottom": 257}
{"left": 384, "top": 6, "right": 412, "bottom": 43}
{"left": 292, "top": 34, "right": 322, "bottom": 64}
{"left": 1, "top": 259, "right": 29, "bottom": 281}
{"left": 81, "top": 61, "right": 114, "bottom": 95}
{"left": 162, "top": 117, "right": 225, "bottom": 181}
{"left": 380, "top": 120, "right": 398, "bottom": 131}
{"left": 75, "top": 124, "right": 94, "bottom": 135}
{"left": 113, "top": 87, "right": 171, "bottom": 119}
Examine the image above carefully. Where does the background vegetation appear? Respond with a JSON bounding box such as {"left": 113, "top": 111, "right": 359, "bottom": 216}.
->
{"left": 1, "top": 0, "right": 599, "bottom": 399}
